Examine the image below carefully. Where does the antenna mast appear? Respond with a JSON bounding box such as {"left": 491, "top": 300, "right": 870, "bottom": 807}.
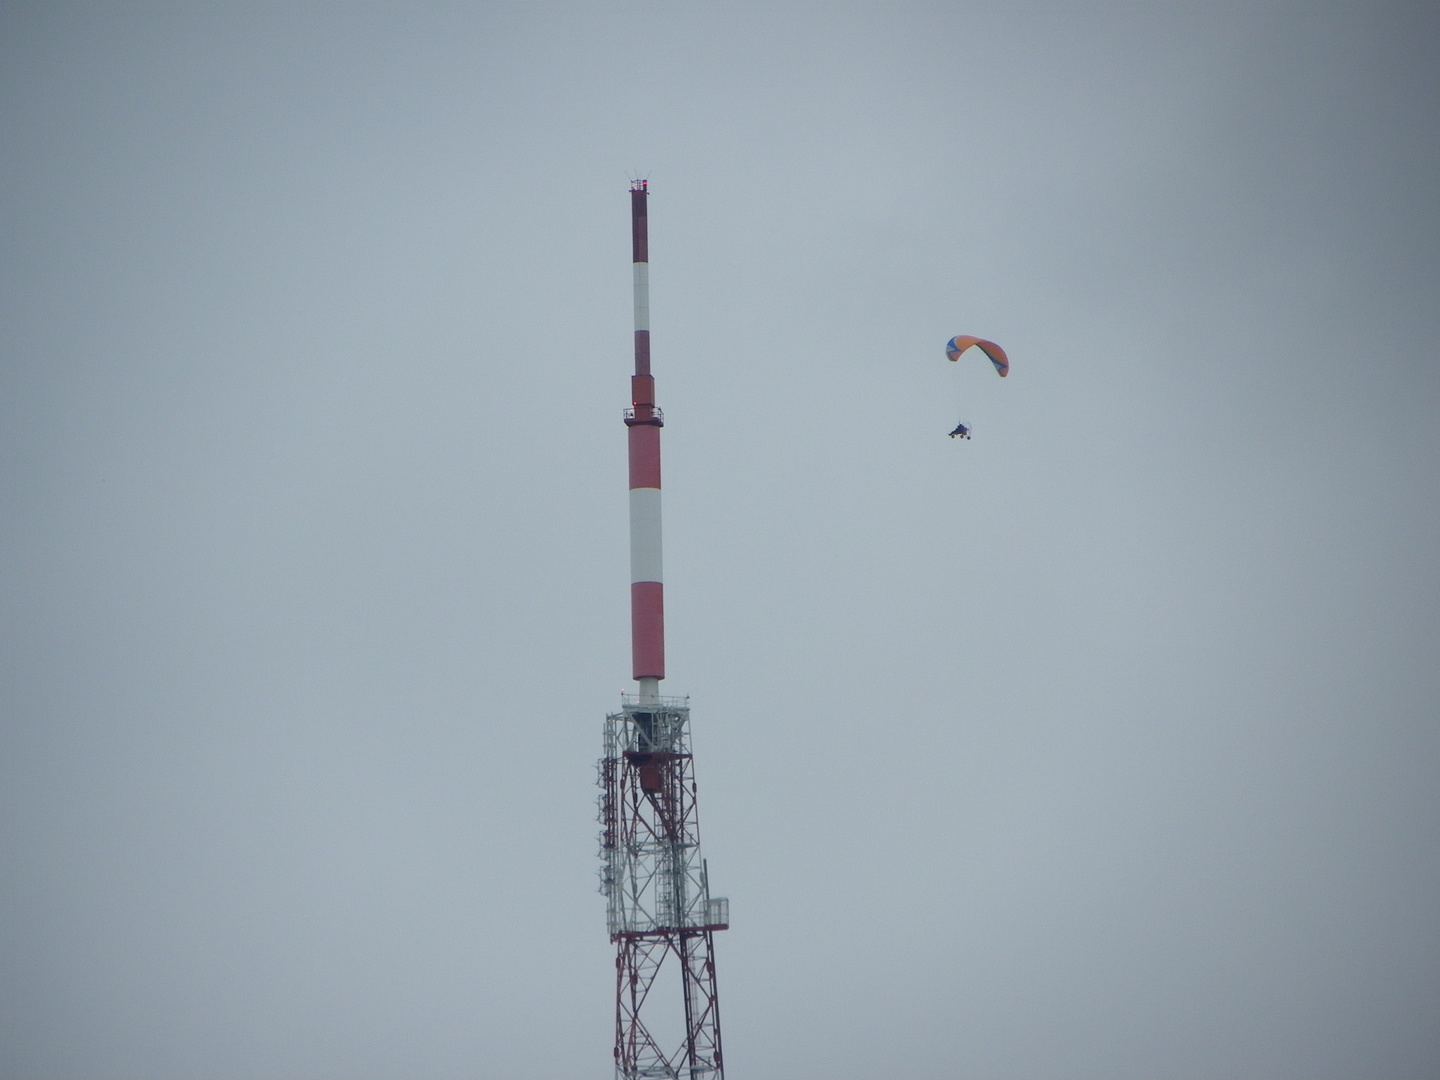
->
{"left": 599, "top": 181, "right": 729, "bottom": 1080}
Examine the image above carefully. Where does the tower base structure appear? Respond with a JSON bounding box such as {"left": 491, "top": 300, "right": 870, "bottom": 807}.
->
{"left": 600, "top": 696, "right": 727, "bottom": 1080}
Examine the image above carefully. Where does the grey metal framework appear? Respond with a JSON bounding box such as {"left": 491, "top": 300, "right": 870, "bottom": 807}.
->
{"left": 599, "top": 695, "right": 727, "bottom": 1080}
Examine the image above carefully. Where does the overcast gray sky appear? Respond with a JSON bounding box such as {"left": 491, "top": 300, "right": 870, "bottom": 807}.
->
{"left": 2, "top": 3, "right": 1438, "bottom": 1078}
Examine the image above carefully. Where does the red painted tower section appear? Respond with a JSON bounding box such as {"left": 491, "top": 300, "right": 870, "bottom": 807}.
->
{"left": 600, "top": 182, "right": 727, "bottom": 1080}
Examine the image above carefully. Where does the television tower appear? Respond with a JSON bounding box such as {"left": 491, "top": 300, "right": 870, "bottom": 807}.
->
{"left": 598, "top": 181, "right": 729, "bottom": 1080}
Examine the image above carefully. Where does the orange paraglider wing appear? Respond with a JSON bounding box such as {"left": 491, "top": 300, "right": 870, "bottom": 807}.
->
{"left": 946, "top": 335, "right": 1009, "bottom": 377}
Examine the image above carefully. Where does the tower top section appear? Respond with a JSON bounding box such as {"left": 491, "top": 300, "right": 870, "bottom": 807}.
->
{"left": 630, "top": 181, "right": 649, "bottom": 265}
{"left": 627, "top": 180, "right": 663, "bottom": 690}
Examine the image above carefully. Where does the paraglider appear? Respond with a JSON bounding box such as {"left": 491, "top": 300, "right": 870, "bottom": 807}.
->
{"left": 946, "top": 335, "right": 1008, "bottom": 376}
{"left": 945, "top": 335, "right": 1008, "bottom": 439}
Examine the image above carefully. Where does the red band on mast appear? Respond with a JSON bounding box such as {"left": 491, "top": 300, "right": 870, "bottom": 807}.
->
{"left": 630, "top": 187, "right": 648, "bottom": 263}
{"left": 631, "top": 582, "right": 665, "bottom": 680}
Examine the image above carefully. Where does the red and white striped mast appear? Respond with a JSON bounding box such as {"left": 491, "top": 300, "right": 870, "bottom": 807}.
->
{"left": 626, "top": 179, "right": 664, "bottom": 705}
{"left": 599, "top": 181, "right": 727, "bottom": 1080}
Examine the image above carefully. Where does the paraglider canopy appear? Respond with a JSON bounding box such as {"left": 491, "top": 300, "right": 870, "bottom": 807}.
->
{"left": 946, "top": 335, "right": 1009, "bottom": 377}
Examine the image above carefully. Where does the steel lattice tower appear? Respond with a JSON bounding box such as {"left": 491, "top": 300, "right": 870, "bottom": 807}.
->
{"left": 598, "top": 181, "right": 728, "bottom": 1080}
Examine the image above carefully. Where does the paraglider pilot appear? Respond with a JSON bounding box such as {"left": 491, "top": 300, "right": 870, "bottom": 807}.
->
{"left": 948, "top": 422, "right": 971, "bottom": 440}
